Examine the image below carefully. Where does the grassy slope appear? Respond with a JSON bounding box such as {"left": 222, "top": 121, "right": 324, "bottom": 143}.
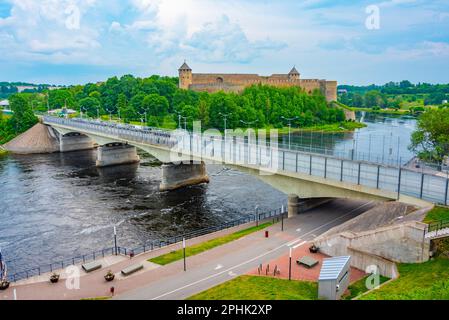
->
{"left": 424, "top": 206, "right": 449, "bottom": 224}
{"left": 361, "top": 258, "right": 449, "bottom": 300}
{"left": 188, "top": 276, "right": 318, "bottom": 300}
{"left": 149, "top": 223, "right": 272, "bottom": 265}
{"left": 342, "top": 275, "right": 390, "bottom": 300}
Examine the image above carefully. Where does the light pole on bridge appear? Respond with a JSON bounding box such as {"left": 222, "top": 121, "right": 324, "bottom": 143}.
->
{"left": 219, "top": 112, "right": 232, "bottom": 144}
{"left": 281, "top": 116, "right": 298, "bottom": 150}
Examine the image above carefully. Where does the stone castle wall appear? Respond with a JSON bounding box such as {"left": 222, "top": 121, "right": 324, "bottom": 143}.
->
{"left": 180, "top": 68, "right": 337, "bottom": 102}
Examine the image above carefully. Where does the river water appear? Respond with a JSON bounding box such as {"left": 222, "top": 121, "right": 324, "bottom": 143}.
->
{"left": 0, "top": 112, "right": 417, "bottom": 276}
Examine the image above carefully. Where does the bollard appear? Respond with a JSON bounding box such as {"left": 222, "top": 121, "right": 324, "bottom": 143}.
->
{"left": 265, "top": 231, "right": 269, "bottom": 238}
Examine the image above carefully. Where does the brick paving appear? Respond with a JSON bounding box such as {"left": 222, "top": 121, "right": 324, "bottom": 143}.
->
{"left": 247, "top": 242, "right": 366, "bottom": 284}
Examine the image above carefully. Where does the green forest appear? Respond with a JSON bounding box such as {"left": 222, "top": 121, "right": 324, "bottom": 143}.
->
{"left": 338, "top": 81, "right": 449, "bottom": 113}
{"left": 0, "top": 95, "right": 38, "bottom": 144}
{"left": 15, "top": 75, "right": 346, "bottom": 131}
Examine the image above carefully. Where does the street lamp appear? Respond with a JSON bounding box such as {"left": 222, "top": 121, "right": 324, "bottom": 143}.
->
{"left": 80, "top": 106, "right": 87, "bottom": 119}
{"left": 106, "top": 108, "right": 114, "bottom": 121}
{"left": 240, "top": 119, "right": 259, "bottom": 145}
{"left": 175, "top": 111, "right": 183, "bottom": 129}
{"left": 281, "top": 116, "right": 299, "bottom": 150}
{"left": 138, "top": 110, "right": 147, "bottom": 127}
{"left": 219, "top": 112, "right": 232, "bottom": 142}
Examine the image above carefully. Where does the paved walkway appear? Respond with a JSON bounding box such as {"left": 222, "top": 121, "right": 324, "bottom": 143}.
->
{"left": 1, "top": 199, "right": 374, "bottom": 300}
{"left": 247, "top": 242, "right": 366, "bottom": 283}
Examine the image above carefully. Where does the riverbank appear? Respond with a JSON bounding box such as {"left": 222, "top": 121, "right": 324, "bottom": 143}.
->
{"left": 0, "top": 147, "right": 8, "bottom": 156}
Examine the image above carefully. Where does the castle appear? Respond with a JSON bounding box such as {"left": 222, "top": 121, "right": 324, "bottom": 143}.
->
{"left": 178, "top": 62, "right": 337, "bottom": 102}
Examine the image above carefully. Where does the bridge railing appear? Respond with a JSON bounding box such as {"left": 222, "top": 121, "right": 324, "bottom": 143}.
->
{"left": 5, "top": 205, "right": 287, "bottom": 283}
{"left": 44, "top": 116, "right": 449, "bottom": 205}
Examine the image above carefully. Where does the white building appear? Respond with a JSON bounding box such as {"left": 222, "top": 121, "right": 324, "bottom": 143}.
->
{"left": 0, "top": 100, "right": 9, "bottom": 108}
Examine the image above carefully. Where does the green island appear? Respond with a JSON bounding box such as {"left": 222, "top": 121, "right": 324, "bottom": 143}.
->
{"left": 149, "top": 222, "right": 273, "bottom": 266}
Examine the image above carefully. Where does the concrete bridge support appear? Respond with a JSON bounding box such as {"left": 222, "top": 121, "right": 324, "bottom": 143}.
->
{"left": 60, "top": 133, "right": 94, "bottom": 153}
{"left": 96, "top": 143, "right": 140, "bottom": 168}
{"left": 160, "top": 161, "right": 210, "bottom": 192}
{"left": 288, "top": 195, "right": 333, "bottom": 218}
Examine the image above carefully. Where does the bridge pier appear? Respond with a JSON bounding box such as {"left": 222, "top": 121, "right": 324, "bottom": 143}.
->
{"left": 160, "top": 161, "right": 210, "bottom": 192}
{"left": 96, "top": 143, "right": 140, "bottom": 167}
{"left": 59, "top": 133, "right": 94, "bottom": 153}
{"left": 288, "top": 195, "right": 333, "bottom": 218}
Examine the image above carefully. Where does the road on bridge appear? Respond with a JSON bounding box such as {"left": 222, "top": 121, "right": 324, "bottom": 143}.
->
{"left": 116, "top": 199, "right": 375, "bottom": 300}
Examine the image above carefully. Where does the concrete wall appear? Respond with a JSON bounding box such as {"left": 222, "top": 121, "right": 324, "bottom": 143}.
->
{"left": 160, "top": 161, "right": 210, "bottom": 191}
{"left": 96, "top": 144, "right": 140, "bottom": 167}
{"left": 60, "top": 133, "right": 93, "bottom": 153}
{"left": 348, "top": 247, "right": 399, "bottom": 279}
{"left": 315, "top": 221, "right": 430, "bottom": 268}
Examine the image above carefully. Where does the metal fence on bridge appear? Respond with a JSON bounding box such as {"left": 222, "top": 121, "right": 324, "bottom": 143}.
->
{"left": 44, "top": 116, "right": 449, "bottom": 206}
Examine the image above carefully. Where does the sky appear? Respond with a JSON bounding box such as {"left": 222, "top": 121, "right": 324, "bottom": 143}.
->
{"left": 0, "top": 0, "right": 448, "bottom": 86}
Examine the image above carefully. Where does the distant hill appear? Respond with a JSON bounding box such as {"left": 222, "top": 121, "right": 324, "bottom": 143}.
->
{"left": 0, "top": 82, "right": 65, "bottom": 99}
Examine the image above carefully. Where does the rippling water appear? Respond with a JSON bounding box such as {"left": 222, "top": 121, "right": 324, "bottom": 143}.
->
{"left": 0, "top": 112, "right": 417, "bottom": 275}
{"left": 0, "top": 151, "right": 286, "bottom": 275}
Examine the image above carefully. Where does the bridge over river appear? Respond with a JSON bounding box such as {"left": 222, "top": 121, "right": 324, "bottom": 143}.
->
{"left": 43, "top": 116, "right": 448, "bottom": 212}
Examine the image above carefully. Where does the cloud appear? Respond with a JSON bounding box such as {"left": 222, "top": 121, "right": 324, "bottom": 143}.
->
{"left": 182, "top": 15, "right": 286, "bottom": 64}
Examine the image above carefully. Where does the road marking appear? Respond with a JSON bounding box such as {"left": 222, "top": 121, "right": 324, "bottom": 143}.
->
{"left": 228, "top": 271, "right": 237, "bottom": 277}
{"left": 215, "top": 265, "right": 223, "bottom": 270}
{"left": 286, "top": 239, "right": 303, "bottom": 247}
{"left": 296, "top": 228, "right": 302, "bottom": 233}
{"left": 292, "top": 241, "right": 307, "bottom": 249}
{"left": 150, "top": 201, "right": 374, "bottom": 300}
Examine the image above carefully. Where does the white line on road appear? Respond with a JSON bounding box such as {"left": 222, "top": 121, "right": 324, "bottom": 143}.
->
{"left": 149, "top": 201, "right": 373, "bottom": 300}
{"left": 286, "top": 239, "right": 303, "bottom": 247}
{"left": 292, "top": 241, "right": 307, "bottom": 249}
{"left": 215, "top": 265, "right": 223, "bottom": 270}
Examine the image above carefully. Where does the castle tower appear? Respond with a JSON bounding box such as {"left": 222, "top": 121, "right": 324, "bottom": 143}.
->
{"left": 179, "top": 61, "right": 192, "bottom": 90}
{"left": 288, "top": 66, "right": 300, "bottom": 81}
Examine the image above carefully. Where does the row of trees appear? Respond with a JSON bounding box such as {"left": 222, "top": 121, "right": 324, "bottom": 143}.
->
{"left": 27, "top": 75, "right": 345, "bottom": 130}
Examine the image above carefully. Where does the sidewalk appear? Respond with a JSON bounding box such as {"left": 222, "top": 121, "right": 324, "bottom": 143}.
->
{"left": 1, "top": 199, "right": 371, "bottom": 300}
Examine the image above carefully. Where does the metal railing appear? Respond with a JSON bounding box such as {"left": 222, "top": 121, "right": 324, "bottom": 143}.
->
{"left": 5, "top": 206, "right": 286, "bottom": 283}
{"left": 43, "top": 116, "right": 449, "bottom": 206}
{"left": 427, "top": 219, "right": 449, "bottom": 234}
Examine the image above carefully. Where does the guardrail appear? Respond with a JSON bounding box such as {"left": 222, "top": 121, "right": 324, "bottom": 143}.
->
{"left": 5, "top": 206, "right": 286, "bottom": 283}
{"left": 43, "top": 116, "right": 449, "bottom": 206}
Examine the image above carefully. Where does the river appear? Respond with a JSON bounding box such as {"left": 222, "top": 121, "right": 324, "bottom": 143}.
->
{"left": 0, "top": 112, "right": 417, "bottom": 276}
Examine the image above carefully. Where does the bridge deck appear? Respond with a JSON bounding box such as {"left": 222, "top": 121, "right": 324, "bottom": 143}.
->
{"left": 43, "top": 116, "right": 449, "bottom": 206}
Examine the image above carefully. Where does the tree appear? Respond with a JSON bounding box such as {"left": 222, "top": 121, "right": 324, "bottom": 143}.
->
{"left": 8, "top": 94, "right": 38, "bottom": 134}
{"left": 409, "top": 109, "right": 449, "bottom": 163}
{"left": 49, "top": 89, "right": 74, "bottom": 109}
{"left": 79, "top": 97, "right": 100, "bottom": 118}
{"left": 143, "top": 94, "right": 169, "bottom": 117}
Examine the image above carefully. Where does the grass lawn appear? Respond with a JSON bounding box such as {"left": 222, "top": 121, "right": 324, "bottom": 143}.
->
{"left": 149, "top": 222, "right": 273, "bottom": 265}
{"left": 342, "top": 275, "right": 390, "bottom": 300}
{"left": 188, "top": 275, "right": 318, "bottom": 300}
{"left": 361, "top": 258, "right": 449, "bottom": 300}
{"left": 81, "top": 296, "right": 111, "bottom": 301}
{"left": 424, "top": 206, "right": 449, "bottom": 224}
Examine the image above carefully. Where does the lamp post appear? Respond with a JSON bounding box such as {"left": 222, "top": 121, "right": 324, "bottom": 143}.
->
{"left": 114, "top": 226, "right": 118, "bottom": 256}
{"left": 46, "top": 93, "right": 50, "bottom": 114}
{"left": 183, "top": 238, "right": 187, "bottom": 272}
{"left": 106, "top": 108, "right": 114, "bottom": 121}
{"left": 289, "top": 247, "right": 292, "bottom": 281}
{"left": 219, "top": 112, "right": 232, "bottom": 147}
{"left": 138, "top": 111, "right": 147, "bottom": 127}
{"left": 281, "top": 116, "right": 298, "bottom": 150}
{"left": 96, "top": 106, "right": 100, "bottom": 120}
{"left": 80, "top": 106, "right": 87, "bottom": 119}
{"left": 175, "top": 111, "right": 183, "bottom": 129}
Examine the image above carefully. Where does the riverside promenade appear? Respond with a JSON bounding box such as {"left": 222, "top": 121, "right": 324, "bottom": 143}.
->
{"left": 0, "top": 199, "right": 373, "bottom": 300}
